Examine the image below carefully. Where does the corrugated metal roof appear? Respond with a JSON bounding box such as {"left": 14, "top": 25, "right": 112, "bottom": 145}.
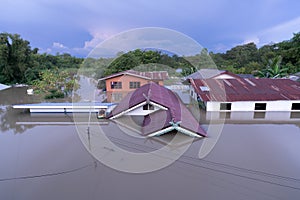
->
{"left": 99, "top": 70, "right": 169, "bottom": 81}
{"left": 191, "top": 78, "right": 300, "bottom": 102}
{"left": 109, "top": 83, "right": 206, "bottom": 137}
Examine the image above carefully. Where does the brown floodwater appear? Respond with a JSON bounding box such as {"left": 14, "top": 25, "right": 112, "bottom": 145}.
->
{"left": 1, "top": 87, "right": 300, "bottom": 200}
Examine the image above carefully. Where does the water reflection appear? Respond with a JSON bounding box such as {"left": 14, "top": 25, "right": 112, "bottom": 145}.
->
{"left": 205, "top": 111, "right": 300, "bottom": 125}
{"left": 0, "top": 87, "right": 41, "bottom": 106}
{"left": 1, "top": 87, "right": 300, "bottom": 199}
{"left": 0, "top": 87, "right": 73, "bottom": 134}
{"left": 0, "top": 106, "right": 34, "bottom": 134}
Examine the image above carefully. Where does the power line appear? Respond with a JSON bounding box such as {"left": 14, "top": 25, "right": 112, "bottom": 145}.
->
{"left": 104, "top": 135, "right": 300, "bottom": 190}
{"left": 0, "top": 163, "right": 93, "bottom": 182}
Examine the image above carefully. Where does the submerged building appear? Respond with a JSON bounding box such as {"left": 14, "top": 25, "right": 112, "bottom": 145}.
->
{"left": 108, "top": 82, "right": 206, "bottom": 138}
{"left": 189, "top": 76, "right": 300, "bottom": 112}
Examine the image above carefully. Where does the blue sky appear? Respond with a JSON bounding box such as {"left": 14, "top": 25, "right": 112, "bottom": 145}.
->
{"left": 1, "top": 0, "right": 300, "bottom": 57}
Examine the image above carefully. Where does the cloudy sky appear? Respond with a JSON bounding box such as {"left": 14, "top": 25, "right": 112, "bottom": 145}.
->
{"left": 1, "top": 0, "right": 300, "bottom": 57}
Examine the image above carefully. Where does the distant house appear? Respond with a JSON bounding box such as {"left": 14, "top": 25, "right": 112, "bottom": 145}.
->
{"left": 189, "top": 76, "right": 300, "bottom": 112}
{"left": 184, "top": 69, "right": 246, "bottom": 80}
{"left": 108, "top": 82, "right": 206, "bottom": 138}
{"left": 99, "top": 70, "right": 168, "bottom": 102}
{"left": 184, "top": 69, "right": 224, "bottom": 80}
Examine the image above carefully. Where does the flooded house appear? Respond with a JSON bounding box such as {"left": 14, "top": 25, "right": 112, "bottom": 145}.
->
{"left": 184, "top": 68, "right": 254, "bottom": 80}
{"left": 189, "top": 76, "right": 300, "bottom": 112}
{"left": 108, "top": 82, "right": 206, "bottom": 138}
{"left": 98, "top": 70, "right": 169, "bottom": 103}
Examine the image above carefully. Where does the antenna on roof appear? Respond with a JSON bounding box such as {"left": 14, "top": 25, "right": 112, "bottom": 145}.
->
{"left": 169, "top": 119, "right": 181, "bottom": 127}
{"left": 143, "top": 88, "right": 152, "bottom": 103}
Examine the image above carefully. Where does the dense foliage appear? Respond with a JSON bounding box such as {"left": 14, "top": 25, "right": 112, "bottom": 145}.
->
{"left": 0, "top": 33, "right": 83, "bottom": 98}
{"left": 211, "top": 32, "right": 300, "bottom": 74}
{"left": 1, "top": 31, "right": 300, "bottom": 93}
{"left": 104, "top": 49, "right": 195, "bottom": 76}
{"left": 0, "top": 33, "right": 83, "bottom": 85}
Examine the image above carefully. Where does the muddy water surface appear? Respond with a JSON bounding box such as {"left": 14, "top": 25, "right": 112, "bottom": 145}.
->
{"left": 1, "top": 87, "right": 300, "bottom": 200}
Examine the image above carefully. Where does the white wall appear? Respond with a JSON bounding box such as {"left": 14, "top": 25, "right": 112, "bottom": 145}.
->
{"left": 189, "top": 85, "right": 198, "bottom": 100}
{"left": 206, "top": 100, "right": 300, "bottom": 112}
{"left": 231, "top": 102, "right": 254, "bottom": 111}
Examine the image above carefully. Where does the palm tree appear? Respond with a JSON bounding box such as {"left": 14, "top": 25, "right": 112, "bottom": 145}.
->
{"left": 256, "top": 55, "right": 288, "bottom": 78}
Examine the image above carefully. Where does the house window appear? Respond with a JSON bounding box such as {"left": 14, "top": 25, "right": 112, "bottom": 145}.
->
{"left": 255, "top": 103, "right": 266, "bottom": 110}
{"left": 111, "top": 81, "right": 122, "bottom": 89}
{"left": 220, "top": 103, "right": 231, "bottom": 110}
{"left": 112, "top": 93, "right": 123, "bottom": 101}
{"left": 129, "top": 81, "right": 140, "bottom": 89}
{"left": 190, "top": 90, "right": 194, "bottom": 97}
{"left": 291, "top": 103, "right": 300, "bottom": 110}
{"left": 143, "top": 104, "right": 154, "bottom": 110}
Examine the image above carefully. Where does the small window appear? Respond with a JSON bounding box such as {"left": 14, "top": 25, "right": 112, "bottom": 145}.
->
{"left": 255, "top": 103, "right": 266, "bottom": 110}
{"left": 129, "top": 81, "right": 140, "bottom": 89}
{"left": 143, "top": 104, "right": 154, "bottom": 110}
{"left": 220, "top": 103, "right": 231, "bottom": 110}
{"left": 253, "top": 112, "right": 266, "bottom": 119}
{"left": 291, "top": 103, "right": 300, "bottom": 110}
{"left": 111, "top": 81, "right": 122, "bottom": 89}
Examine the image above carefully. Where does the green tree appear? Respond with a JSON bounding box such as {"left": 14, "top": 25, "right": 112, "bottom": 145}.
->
{"left": 255, "top": 56, "right": 288, "bottom": 78}
{"left": 224, "top": 42, "right": 259, "bottom": 68}
{"left": 32, "top": 68, "right": 79, "bottom": 99}
{"left": 0, "top": 33, "right": 33, "bottom": 84}
{"left": 105, "top": 49, "right": 194, "bottom": 76}
{"left": 276, "top": 32, "right": 300, "bottom": 73}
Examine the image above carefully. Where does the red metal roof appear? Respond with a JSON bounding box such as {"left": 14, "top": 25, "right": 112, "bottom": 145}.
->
{"left": 99, "top": 70, "right": 169, "bottom": 81}
{"left": 190, "top": 78, "right": 300, "bottom": 102}
{"left": 108, "top": 82, "right": 206, "bottom": 137}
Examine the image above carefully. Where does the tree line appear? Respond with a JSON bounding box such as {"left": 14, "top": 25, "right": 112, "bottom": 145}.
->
{"left": 0, "top": 33, "right": 83, "bottom": 85}
{"left": 211, "top": 32, "right": 300, "bottom": 75}
{"left": 1, "top": 32, "right": 299, "bottom": 98}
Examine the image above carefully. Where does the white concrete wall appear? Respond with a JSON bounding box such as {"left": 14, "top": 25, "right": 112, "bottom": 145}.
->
{"left": 189, "top": 86, "right": 198, "bottom": 100}
{"left": 266, "top": 101, "right": 298, "bottom": 111}
{"left": 206, "top": 100, "right": 300, "bottom": 112}
{"left": 231, "top": 102, "right": 255, "bottom": 111}
{"left": 206, "top": 102, "right": 222, "bottom": 111}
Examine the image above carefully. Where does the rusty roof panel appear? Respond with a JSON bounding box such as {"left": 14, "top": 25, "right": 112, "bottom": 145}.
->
{"left": 99, "top": 70, "right": 169, "bottom": 81}
{"left": 191, "top": 78, "right": 300, "bottom": 102}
